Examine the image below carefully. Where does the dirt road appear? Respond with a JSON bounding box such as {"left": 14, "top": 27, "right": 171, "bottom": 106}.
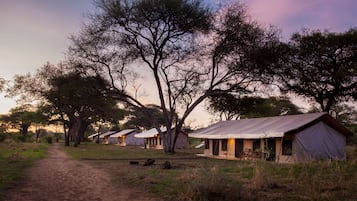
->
{"left": 4, "top": 143, "right": 159, "bottom": 201}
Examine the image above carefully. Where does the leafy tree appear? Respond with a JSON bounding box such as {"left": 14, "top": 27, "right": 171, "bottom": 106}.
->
{"left": 0, "top": 105, "right": 48, "bottom": 136}
{"left": 208, "top": 95, "right": 301, "bottom": 120}
{"left": 44, "top": 72, "right": 126, "bottom": 146}
{"left": 7, "top": 62, "right": 126, "bottom": 146}
{"left": 264, "top": 29, "right": 357, "bottom": 112}
{"left": 123, "top": 104, "right": 168, "bottom": 129}
{"left": 0, "top": 77, "right": 6, "bottom": 92}
{"left": 69, "top": 1, "right": 277, "bottom": 153}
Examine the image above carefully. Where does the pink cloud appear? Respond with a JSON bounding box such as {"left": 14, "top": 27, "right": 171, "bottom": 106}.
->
{"left": 242, "top": 0, "right": 357, "bottom": 38}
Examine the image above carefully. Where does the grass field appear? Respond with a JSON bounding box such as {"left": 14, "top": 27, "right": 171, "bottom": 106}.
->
{"left": 65, "top": 143, "right": 357, "bottom": 201}
{"left": 0, "top": 142, "right": 48, "bottom": 199}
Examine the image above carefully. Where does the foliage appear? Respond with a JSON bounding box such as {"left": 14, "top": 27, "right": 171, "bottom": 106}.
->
{"left": 45, "top": 137, "right": 53, "bottom": 144}
{"left": 0, "top": 133, "right": 6, "bottom": 142}
{"left": 44, "top": 71, "right": 126, "bottom": 146}
{"left": 69, "top": 0, "right": 278, "bottom": 153}
{"left": 208, "top": 95, "right": 301, "bottom": 120}
{"left": 264, "top": 29, "right": 357, "bottom": 112}
{"left": 123, "top": 104, "right": 170, "bottom": 129}
{"left": 0, "top": 105, "right": 48, "bottom": 136}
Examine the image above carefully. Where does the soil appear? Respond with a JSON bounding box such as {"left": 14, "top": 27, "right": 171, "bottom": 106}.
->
{"left": 4, "top": 143, "right": 160, "bottom": 201}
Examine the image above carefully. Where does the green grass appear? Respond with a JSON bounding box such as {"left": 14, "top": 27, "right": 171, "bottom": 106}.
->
{"left": 0, "top": 142, "right": 48, "bottom": 199}
{"left": 65, "top": 142, "right": 357, "bottom": 201}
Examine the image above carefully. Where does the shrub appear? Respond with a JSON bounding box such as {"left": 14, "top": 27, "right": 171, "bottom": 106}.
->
{"left": 185, "top": 168, "right": 242, "bottom": 201}
{"left": 0, "top": 133, "right": 6, "bottom": 142}
{"left": 45, "top": 137, "right": 53, "bottom": 144}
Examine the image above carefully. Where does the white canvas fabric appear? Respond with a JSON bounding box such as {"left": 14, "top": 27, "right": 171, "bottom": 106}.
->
{"left": 109, "top": 129, "right": 136, "bottom": 138}
{"left": 99, "top": 131, "right": 119, "bottom": 139}
{"left": 134, "top": 127, "right": 167, "bottom": 138}
{"left": 189, "top": 113, "right": 327, "bottom": 139}
{"left": 87, "top": 133, "right": 100, "bottom": 139}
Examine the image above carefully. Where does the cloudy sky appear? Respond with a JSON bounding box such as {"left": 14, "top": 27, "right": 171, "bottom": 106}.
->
{"left": 0, "top": 0, "right": 356, "bottom": 126}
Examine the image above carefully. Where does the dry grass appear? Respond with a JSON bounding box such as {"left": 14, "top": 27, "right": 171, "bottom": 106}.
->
{"left": 65, "top": 143, "right": 357, "bottom": 201}
{"left": 0, "top": 142, "right": 48, "bottom": 199}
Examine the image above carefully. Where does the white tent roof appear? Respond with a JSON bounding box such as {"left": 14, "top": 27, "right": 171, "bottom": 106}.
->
{"left": 88, "top": 133, "right": 100, "bottom": 138}
{"left": 134, "top": 127, "right": 167, "bottom": 138}
{"left": 99, "top": 131, "right": 119, "bottom": 138}
{"left": 189, "top": 113, "right": 329, "bottom": 139}
{"left": 109, "top": 129, "right": 136, "bottom": 138}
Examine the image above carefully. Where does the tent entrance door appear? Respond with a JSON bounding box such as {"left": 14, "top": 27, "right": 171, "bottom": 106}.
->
{"left": 235, "top": 139, "right": 243, "bottom": 158}
{"left": 212, "top": 140, "right": 219, "bottom": 155}
{"left": 264, "top": 138, "right": 276, "bottom": 161}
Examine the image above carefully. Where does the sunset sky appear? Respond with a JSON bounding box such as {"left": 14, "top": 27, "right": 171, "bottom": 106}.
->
{"left": 0, "top": 0, "right": 356, "bottom": 126}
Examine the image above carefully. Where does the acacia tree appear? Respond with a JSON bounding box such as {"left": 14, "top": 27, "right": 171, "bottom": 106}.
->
{"left": 208, "top": 95, "right": 301, "bottom": 120}
{"left": 7, "top": 63, "right": 126, "bottom": 146}
{"left": 44, "top": 72, "right": 126, "bottom": 146}
{"left": 0, "top": 77, "right": 6, "bottom": 92}
{"left": 263, "top": 29, "right": 357, "bottom": 112}
{"left": 0, "top": 105, "right": 48, "bottom": 136}
{"left": 69, "top": 0, "right": 277, "bottom": 153}
{"left": 123, "top": 104, "right": 167, "bottom": 129}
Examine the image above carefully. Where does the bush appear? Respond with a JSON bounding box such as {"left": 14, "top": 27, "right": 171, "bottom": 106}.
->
{"left": 0, "top": 133, "right": 6, "bottom": 142}
{"left": 15, "top": 135, "right": 27, "bottom": 142}
{"left": 185, "top": 168, "right": 242, "bottom": 201}
{"left": 45, "top": 137, "right": 53, "bottom": 144}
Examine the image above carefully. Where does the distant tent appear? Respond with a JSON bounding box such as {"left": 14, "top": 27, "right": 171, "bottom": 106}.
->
{"left": 108, "top": 129, "right": 144, "bottom": 146}
{"left": 135, "top": 127, "right": 188, "bottom": 149}
{"left": 88, "top": 133, "right": 101, "bottom": 141}
{"left": 189, "top": 113, "right": 352, "bottom": 163}
{"left": 98, "top": 131, "right": 120, "bottom": 144}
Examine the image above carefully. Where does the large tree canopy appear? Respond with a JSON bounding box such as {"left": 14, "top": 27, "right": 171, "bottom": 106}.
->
{"left": 69, "top": 0, "right": 277, "bottom": 153}
{"left": 123, "top": 104, "right": 167, "bottom": 129}
{"left": 208, "top": 94, "right": 301, "bottom": 120}
{"left": 0, "top": 105, "right": 48, "bottom": 136}
{"left": 44, "top": 71, "right": 126, "bottom": 146}
{"left": 265, "top": 29, "right": 357, "bottom": 112}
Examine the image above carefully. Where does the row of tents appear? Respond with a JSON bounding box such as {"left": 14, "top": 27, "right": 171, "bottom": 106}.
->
{"left": 88, "top": 112, "right": 353, "bottom": 163}
{"left": 87, "top": 127, "right": 188, "bottom": 149}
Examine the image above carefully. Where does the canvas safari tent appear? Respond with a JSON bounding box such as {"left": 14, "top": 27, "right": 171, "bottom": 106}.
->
{"left": 98, "top": 131, "right": 120, "bottom": 144}
{"left": 88, "top": 133, "right": 100, "bottom": 142}
{"left": 108, "top": 129, "right": 144, "bottom": 146}
{"left": 135, "top": 127, "right": 188, "bottom": 149}
{"left": 189, "top": 113, "right": 352, "bottom": 163}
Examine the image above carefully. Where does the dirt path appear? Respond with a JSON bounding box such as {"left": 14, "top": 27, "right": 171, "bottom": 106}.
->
{"left": 4, "top": 143, "right": 159, "bottom": 201}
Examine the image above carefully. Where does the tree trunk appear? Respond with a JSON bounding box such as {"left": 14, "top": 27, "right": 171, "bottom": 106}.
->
{"left": 163, "top": 128, "right": 175, "bottom": 154}
{"left": 21, "top": 125, "right": 29, "bottom": 136}
{"left": 72, "top": 119, "right": 82, "bottom": 147}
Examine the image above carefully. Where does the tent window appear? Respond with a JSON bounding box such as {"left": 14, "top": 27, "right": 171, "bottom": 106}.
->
{"left": 282, "top": 139, "right": 292, "bottom": 155}
{"left": 204, "top": 139, "right": 209, "bottom": 149}
{"left": 221, "top": 139, "right": 227, "bottom": 151}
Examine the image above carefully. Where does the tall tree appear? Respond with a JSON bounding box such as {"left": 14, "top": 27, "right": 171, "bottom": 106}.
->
{"left": 0, "top": 105, "right": 48, "bottom": 136}
{"left": 208, "top": 95, "right": 301, "bottom": 120}
{"left": 44, "top": 72, "right": 126, "bottom": 146}
{"left": 0, "top": 77, "right": 6, "bottom": 92}
{"left": 264, "top": 29, "right": 357, "bottom": 112}
{"left": 69, "top": 0, "right": 277, "bottom": 153}
{"left": 123, "top": 104, "right": 169, "bottom": 129}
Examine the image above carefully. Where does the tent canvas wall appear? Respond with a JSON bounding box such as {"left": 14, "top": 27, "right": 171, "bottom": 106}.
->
{"left": 135, "top": 127, "right": 188, "bottom": 149}
{"left": 189, "top": 113, "right": 352, "bottom": 163}
{"left": 98, "top": 131, "right": 119, "bottom": 144}
{"left": 108, "top": 129, "right": 144, "bottom": 146}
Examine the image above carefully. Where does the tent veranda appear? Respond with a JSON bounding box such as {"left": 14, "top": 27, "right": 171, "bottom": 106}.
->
{"left": 189, "top": 113, "right": 352, "bottom": 163}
